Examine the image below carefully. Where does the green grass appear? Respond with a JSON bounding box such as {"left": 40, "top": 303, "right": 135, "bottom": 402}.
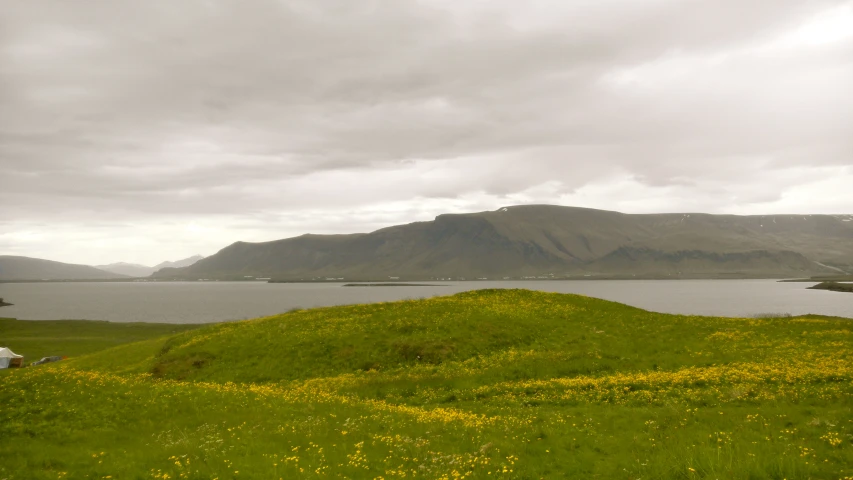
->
{"left": 0, "top": 317, "right": 202, "bottom": 362}
{"left": 1, "top": 289, "right": 851, "bottom": 479}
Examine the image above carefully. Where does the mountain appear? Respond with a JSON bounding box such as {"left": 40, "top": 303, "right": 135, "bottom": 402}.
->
{"left": 94, "top": 262, "right": 154, "bottom": 277}
{"left": 152, "top": 205, "right": 853, "bottom": 280}
{"left": 96, "top": 255, "right": 204, "bottom": 277}
{"left": 0, "top": 256, "right": 129, "bottom": 281}
{"left": 152, "top": 255, "right": 205, "bottom": 271}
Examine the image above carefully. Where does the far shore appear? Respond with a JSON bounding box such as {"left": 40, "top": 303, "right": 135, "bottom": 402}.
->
{"left": 3, "top": 275, "right": 849, "bottom": 285}
{"left": 342, "top": 283, "right": 446, "bottom": 287}
{"left": 780, "top": 275, "right": 853, "bottom": 283}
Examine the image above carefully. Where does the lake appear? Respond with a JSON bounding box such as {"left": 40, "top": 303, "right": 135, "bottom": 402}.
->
{"left": 0, "top": 280, "right": 849, "bottom": 323}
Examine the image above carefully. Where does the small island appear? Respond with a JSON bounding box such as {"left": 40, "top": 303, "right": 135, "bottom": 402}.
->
{"left": 808, "top": 281, "right": 853, "bottom": 293}
{"left": 0, "top": 297, "right": 12, "bottom": 307}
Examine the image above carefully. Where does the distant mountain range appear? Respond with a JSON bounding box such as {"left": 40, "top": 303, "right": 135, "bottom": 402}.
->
{"left": 0, "top": 256, "right": 128, "bottom": 281}
{"left": 95, "top": 255, "right": 205, "bottom": 277}
{"left": 6, "top": 206, "right": 852, "bottom": 282}
{"left": 0, "top": 254, "right": 205, "bottom": 281}
{"left": 153, "top": 205, "right": 853, "bottom": 281}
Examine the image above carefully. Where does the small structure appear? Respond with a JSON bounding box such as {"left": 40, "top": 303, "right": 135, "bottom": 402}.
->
{"left": 0, "top": 347, "right": 24, "bottom": 369}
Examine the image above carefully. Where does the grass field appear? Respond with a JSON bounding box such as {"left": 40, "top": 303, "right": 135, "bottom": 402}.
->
{"left": 0, "top": 317, "right": 202, "bottom": 361}
{"left": 1, "top": 289, "right": 851, "bottom": 479}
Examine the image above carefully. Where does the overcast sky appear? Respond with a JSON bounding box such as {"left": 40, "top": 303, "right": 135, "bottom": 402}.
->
{"left": 1, "top": 0, "right": 852, "bottom": 266}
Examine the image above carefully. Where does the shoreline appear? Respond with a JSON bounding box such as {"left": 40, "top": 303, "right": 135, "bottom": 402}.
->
{"left": 3, "top": 276, "right": 803, "bottom": 284}
{"left": 1, "top": 273, "right": 829, "bottom": 284}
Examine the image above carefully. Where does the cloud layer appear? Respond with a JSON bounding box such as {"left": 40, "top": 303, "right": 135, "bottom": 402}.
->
{"left": 1, "top": 0, "right": 852, "bottom": 264}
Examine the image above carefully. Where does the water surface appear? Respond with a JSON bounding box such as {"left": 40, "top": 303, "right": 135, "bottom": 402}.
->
{"left": 0, "top": 280, "right": 849, "bottom": 323}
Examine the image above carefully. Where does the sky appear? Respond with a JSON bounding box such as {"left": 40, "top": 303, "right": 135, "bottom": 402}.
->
{"left": 1, "top": 0, "right": 852, "bottom": 266}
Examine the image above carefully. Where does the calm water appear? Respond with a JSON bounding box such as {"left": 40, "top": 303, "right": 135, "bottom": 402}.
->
{"left": 0, "top": 280, "right": 850, "bottom": 323}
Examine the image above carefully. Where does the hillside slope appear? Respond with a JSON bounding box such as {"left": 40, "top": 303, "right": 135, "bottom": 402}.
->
{"left": 0, "top": 255, "right": 129, "bottom": 281}
{"left": 154, "top": 205, "right": 853, "bottom": 280}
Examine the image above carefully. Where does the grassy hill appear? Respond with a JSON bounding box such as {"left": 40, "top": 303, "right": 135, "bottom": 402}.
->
{"left": 153, "top": 205, "right": 853, "bottom": 280}
{"left": 1, "top": 290, "right": 851, "bottom": 479}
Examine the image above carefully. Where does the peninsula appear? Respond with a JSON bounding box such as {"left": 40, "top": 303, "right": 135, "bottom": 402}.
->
{"left": 808, "top": 281, "right": 853, "bottom": 293}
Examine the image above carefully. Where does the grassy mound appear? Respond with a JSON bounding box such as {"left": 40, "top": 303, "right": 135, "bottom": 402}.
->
{"left": 82, "top": 289, "right": 788, "bottom": 384}
{"left": 83, "top": 290, "right": 666, "bottom": 382}
{"left": 2, "top": 290, "right": 852, "bottom": 479}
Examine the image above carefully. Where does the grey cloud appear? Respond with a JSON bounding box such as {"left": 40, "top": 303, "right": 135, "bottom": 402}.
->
{"left": 1, "top": 0, "right": 852, "bottom": 237}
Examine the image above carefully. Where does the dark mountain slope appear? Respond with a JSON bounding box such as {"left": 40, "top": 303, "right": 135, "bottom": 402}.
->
{"left": 154, "top": 206, "right": 853, "bottom": 280}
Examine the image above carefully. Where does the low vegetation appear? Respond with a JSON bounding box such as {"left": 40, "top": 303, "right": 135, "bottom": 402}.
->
{"left": 1, "top": 290, "right": 851, "bottom": 479}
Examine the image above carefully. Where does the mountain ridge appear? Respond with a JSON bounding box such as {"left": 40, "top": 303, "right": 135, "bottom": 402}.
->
{"left": 154, "top": 205, "right": 853, "bottom": 280}
{"left": 0, "top": 256, "right": 130, "bottom": 281}
{"left": 93, "top": 262, "right": 152, "bottom": 278}
{"left": 96, "top": 255, "right": 205, "bottom": 277}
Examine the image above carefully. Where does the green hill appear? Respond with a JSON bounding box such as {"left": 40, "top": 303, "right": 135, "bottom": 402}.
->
{"left": 153, "top": 205, "right": 853, "bottom": 280}
{"left": 2, "top": 290, "right": 852, "bottom": 479}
